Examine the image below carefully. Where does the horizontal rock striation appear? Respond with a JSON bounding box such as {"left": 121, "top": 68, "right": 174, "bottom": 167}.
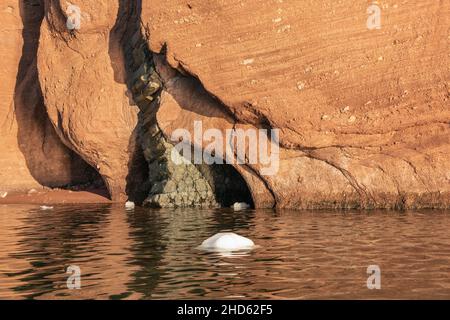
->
{"left": 0, "top": 0, "right": 448, "bottom": 209}
{"left": 142, "top": 0, "right": 450, "bottom": 209}
{"left": 127, "top": 22, "right": 252, "bottom": 208}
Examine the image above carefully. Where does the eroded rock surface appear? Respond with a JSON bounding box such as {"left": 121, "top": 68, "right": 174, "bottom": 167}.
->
{"left": 37, "top": 0, "right": 142, "bottom": 201}
{"left": 1, "top": 0, "right": 448, "bottom": 209}
{"left": 126, "top": 24, "right": 252, "bottom": 208}
{"left": 0, "top": 0, "right": 96, "bottom": 192}
{"left": 143, "top": 0, "right": 450, "bottom": 209}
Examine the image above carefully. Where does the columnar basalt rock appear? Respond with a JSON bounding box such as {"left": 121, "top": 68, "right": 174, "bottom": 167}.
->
{"left": 127, "top": 26, "right": 252, "bottom": 208}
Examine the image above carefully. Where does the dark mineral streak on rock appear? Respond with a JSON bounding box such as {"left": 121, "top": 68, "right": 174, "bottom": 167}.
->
{"left": 120, "top": 1, "right": 253, "bottom": 208}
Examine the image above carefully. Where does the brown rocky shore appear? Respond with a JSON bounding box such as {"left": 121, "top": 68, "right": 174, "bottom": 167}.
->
{"left": 0, "top": 0, "right": 448, "bottom": 209}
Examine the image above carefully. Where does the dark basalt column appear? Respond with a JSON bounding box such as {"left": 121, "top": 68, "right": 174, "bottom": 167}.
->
{"left": 118, "top": 1, "right": 253, "bottom": 208}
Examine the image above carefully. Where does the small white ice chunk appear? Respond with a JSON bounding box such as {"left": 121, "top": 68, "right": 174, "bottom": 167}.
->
{"left": 0, "top": 191, "right": 7, "bottom": 198}
{"left": 125, "top": 201, "right": 135, "bottom": 209}
{"left": 40, "top": 206, "right": 54, "bottom": 210}
{"left": 232, "top": 202, "right": 250, "bottom": 211}
{"left": 200, "top": 232, "right": 255, "bottom": 251}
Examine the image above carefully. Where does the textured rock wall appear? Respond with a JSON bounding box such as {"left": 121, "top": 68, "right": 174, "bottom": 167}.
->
{"left": 0, "top": 0, "right": 96, "bottom": 192}
{"left": 126, "top": 19, "right": 252, "bottom": 208}
{"left": 37, "top": 0, "right": 143, "bottom": 201}
{"left": 1, "top": 0, "right": 448, "bottom": 209}
{"left": 142, "top": 0, "right": 450, "bottom": 209}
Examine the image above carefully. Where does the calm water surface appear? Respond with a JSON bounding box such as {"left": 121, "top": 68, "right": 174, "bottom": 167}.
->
{"left": 0, "top": 204, "right": 450, "bottom": 299}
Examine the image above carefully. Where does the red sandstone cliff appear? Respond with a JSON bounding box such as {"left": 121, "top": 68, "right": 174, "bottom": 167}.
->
{"left": 0, "top": 0, "right": 97, "bottom": 192}
{"left": 0, "top": 0, "right": 449, "bottom": 209}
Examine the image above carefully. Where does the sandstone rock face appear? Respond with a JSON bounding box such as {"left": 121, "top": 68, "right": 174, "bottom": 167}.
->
{"left": 37, "top": 0, "right": 142, "bottom": 201}
{"left": 143, "top": 0, "right": 450, "bottom": 209}
{"left": 153, "top": 56, "right": 276, "bottom": 208}
{"left": 124, "top": 19, "right": 253, "bottom": 208}
{"left": 1, "top": 0, "right": 448, "bottom": 209}
{"left": 0, "top": 0, "right": 96, "bottom": 192}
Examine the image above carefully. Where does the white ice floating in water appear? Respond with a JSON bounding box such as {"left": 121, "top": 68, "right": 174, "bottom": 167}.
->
{"left": 40, "top": 205, "right": 54, "bottom": 210}
{"left": 0, "top": 191, "right": 7, "bottom": 198}
{"left": 199, "top": 232, "right": 255, "bottom": 251}
{"left": 232, "top": 202, "right": 250, "bottom": 211}
{"left": 125, "top": 201, "right": 135, "bottom": 210}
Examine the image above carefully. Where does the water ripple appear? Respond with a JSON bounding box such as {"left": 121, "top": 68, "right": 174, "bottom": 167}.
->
{"left": 0, "top": 205, "right": 449, "bottom": 299}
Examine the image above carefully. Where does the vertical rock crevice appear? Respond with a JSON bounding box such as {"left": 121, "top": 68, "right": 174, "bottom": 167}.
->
{"left": 118, "top": 1, "right": 253, "bottom": 208}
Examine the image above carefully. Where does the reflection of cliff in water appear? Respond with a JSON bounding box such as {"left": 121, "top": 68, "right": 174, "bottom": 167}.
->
{"left": 0, "top": 203, "right": 257, "bottom": 299}
{"left": 127, "top": 208, "right": 255, "bottom": 298}
{"left": 124, "top": 209, "right": 168, "bottom": 298}
{"left": 4, "top": 205, "right": 110, "bottom": 299}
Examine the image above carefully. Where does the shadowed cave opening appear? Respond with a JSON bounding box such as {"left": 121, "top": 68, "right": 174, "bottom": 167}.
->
{"left": 113, "top": 0, "right": 254, "bottom": 208}
{"left": 195, "top": 163, "right": 255, "bottom": 208}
